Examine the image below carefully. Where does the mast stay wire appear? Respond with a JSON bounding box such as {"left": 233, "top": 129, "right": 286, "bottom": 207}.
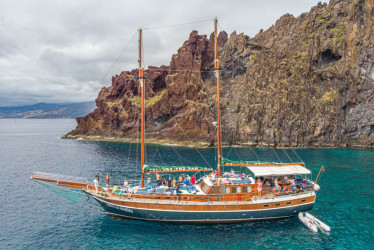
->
{"left": 62, "top": 30, "right": 138, "bottom": 145}
{"left": 142, "top": 79, "right": 211, "bottom": 168}
{"left": 143, "top": 19, "right": 213, "bottom": 31}
{"left": 272, "top": 148, "right": 283, "bottom": 163}
{"left": 143, "top": 80, "right": 203, "bottom": 167}
{"left": 76, "top": 30, "right": 138, "bottom": 182}
{"left": 141, "top": 31, "right": 185, "bottom": 168}
{"left": 282, "top": 148, "right": 293, "bottom": 162}
{"left": 290, "top": 147, "right": 304, "bottom": 163}
{"left": 249, "top": 147, "right": 260, "bottom": 162}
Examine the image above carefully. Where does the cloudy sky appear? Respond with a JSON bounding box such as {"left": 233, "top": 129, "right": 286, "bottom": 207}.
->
{"left": 0, "top": 0, "right": 327, "bottom": 106}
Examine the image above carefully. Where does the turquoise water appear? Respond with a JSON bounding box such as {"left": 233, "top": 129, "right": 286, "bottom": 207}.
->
{"left": 0, "top": 119, "right": 373, "bottom": 249}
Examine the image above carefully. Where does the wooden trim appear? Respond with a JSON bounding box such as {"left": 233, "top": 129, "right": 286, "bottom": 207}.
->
{"left": 96, "top": 195, "right": 315, "bottom": 212}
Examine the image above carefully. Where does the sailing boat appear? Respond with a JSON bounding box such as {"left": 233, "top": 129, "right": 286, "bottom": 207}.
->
{"left": 32, "top": 18, "right": 318, "bottom": 223}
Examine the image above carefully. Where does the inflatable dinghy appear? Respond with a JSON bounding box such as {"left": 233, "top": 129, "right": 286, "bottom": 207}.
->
{"left": 299, "top": 212, "right": 331, "bottom": 232}
{"left": 298, "top": 212, "right": 318, "bottom": 232}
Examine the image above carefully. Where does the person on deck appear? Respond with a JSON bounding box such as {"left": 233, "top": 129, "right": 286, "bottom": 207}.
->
{"left": 95, "top": 173, "right": 99, "bottom": 181}
{"left": 257, "top": 178, "right": 263, "bottom": 195}
{"left": 172, "top": 178, "right": 177, "bottom": 188}
{"left": 274, "top": 177, "right": 280, "bottom": 188}
{"left": 178, "top": 175, "right": 183, "bottom": 183}
{"left": 128, "top": 184, "right": 134, "bottom": 198}
{"left": 215, "top": 169, "right": 219, "bottom": 176}
{"left": 270, "top": 177, "right": 275, "bottom": 188}
{"left": 123, "top": 180, "right": 129, "bottom": 188}
{"left": 176, "top": 183, "right": 181, "bottom": 201}
{"left": 156, "top": 173, "right": 162, "bottom": 186}
{"left": 105, "top": 173, "right": 110, "bottom": 189}
{"left": 264, "top": 177, "right": 271, "bottom": 187}
{"left": 211, "top": 172, "right": 216, "bottom": 182}
{"left": 93, "top": 176, "right": 99, "bottom": 194}
{"left": 167, "top": 177, "right": 172, "bottom": 188}
{"left": 290, "top": 177, "right": 296, "bottom": 189}
{"left": 184, "top": 177, "right": 190, "bottom": 186}
{"left": 230, "top": 169, "right": 235, "bottom": 176}
{"left": 147, "top": 177, "right": 152, "bottom": 189}
{"left": 191, "top": 175, "right": 196, "bottom": 185}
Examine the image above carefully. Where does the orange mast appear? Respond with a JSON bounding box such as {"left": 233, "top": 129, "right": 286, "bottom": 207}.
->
{"left": 139, "top": 28, "right": 145, "bottom": 188}
{"left": 214, "top": 18, "right": 222, "bottom": 176}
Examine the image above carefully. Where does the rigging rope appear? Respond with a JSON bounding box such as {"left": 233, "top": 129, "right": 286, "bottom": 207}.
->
{"left": 249, "top": 147, "right": 260, "bottom": 162}
{"left": 142, "top": 80, "right": 211, "bottom": 168}
{"left": 290, "top": 147, "right": 304, "bottom": 163}
{"left": 282, "top": 148, "right": 293, "bottom": 162}
{"left": 62, "top": 31, "right": 138, "bottom": 135}
{"left": 144, "top": 19, "right": 213, "bottom": 30}
{"left": 272, "top": 148, "right": 283, "bottom": 163}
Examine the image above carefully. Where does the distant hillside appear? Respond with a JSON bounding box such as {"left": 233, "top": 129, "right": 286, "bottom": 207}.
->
{"left": 0, "top": 101, "right": 96, "bottom": 118}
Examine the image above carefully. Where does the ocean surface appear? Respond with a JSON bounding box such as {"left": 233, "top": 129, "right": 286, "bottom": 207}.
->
{"left": 0, "top": 119, "right": 373, "bottom": 249}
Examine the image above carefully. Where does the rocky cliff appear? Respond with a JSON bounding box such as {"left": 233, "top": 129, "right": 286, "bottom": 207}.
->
{"left": 64, "top": 0, "right": 374, "bottom": 148}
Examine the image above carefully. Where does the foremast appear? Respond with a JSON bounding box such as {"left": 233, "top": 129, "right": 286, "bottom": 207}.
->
{"left": 139, "top": 28, "right": 145, "bottom": 188}
{"left": 214, "top": 18, "right": 222, "bottom": 176}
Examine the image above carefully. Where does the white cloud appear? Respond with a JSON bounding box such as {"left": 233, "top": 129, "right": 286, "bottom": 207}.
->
{"left": 0, "top": 0, "right": 326, "bottom": 106}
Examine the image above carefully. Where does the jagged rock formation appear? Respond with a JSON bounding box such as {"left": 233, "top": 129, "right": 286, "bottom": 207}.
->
{"left": 64, "top": 0, "right": 374, "bottom": 148}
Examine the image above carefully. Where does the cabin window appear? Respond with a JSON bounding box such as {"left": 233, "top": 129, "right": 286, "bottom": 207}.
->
{"left": 242, "top": 186, "right": 251, "bottom": 193}
{"left": 211, "top": 187, "right": 219, "bottom": 194}
{"left": 220, "top": 187, "right": 226, "bottom": 194}
{"left": 231, "top": 187, "right": 240, "bottom": 193}
{"left": 226, "top": 187, "right": 230, "bottom": 194}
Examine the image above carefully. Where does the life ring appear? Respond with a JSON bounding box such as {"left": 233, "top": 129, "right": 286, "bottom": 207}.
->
{"left": 283, "top": 186, "right": 290, "bottom": 194}
{"left": 273, "top": 187, "right": 280, "bottom": 195}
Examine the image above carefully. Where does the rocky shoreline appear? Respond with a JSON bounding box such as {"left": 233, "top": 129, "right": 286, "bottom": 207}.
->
{"left": 61, "top": 134, "right": 372, "bottom": 149}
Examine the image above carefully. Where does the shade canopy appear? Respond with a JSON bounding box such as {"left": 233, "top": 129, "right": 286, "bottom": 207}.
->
{"left": 246, "top": 165, "right": 311, "bottom": 177}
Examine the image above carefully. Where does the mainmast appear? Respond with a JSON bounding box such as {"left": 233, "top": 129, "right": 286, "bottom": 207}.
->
{"left": 139, "top": 28, "right": 145, "bottom": 188}
{"left": 214, "top": 18, "right": 222, "bottom": 176}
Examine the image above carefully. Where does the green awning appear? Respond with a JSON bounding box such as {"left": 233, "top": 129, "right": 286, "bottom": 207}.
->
{"left": 143, "top": 165, "right": 212, "bottom": 173}
{"left": 221, "top": 157, "right": 282, "bottom": 166}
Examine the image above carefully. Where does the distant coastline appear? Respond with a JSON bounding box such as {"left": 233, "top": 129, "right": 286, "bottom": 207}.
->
{"left": 0, "top": 101, "right": 96, "bottom": 119}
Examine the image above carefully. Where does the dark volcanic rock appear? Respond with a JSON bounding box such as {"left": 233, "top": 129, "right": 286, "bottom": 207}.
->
{"left": 65, "top": 0, "right": 374, "bottom": 148}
